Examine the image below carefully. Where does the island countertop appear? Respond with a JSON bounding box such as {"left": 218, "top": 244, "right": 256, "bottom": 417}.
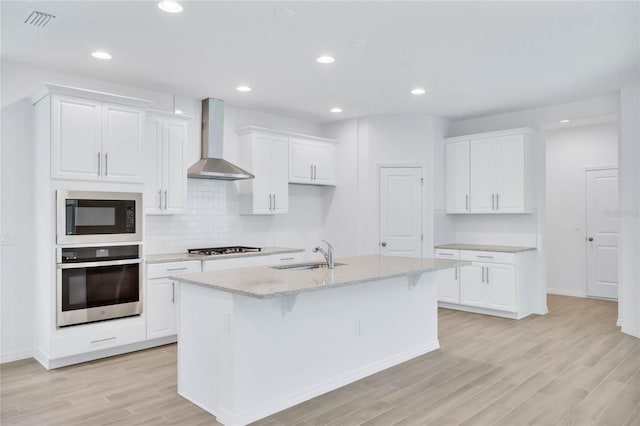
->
{"left": 172, "top": 255, "right": 466, "bottom": 299}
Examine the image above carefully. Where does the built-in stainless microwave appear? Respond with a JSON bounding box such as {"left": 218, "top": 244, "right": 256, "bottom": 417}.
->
{"left": 57, "top": 191, "right": 142, "bottom": 244}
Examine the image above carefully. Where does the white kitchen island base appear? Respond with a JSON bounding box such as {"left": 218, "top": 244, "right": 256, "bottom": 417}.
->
{"left": 177, "top": 272, "right": 439, "bottom": 426}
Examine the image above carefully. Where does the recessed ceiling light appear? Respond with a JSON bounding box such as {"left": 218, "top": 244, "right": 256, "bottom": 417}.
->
{"left": 158, "top": 1, "right": 183, "bottom": 13}
{"left": 274, "top": 8, "right": 294, "bottom": 18}
{"left": 316, "top": 56, "right": 335, "bottom": 64}
{"left": 174, "top": 109, "right": 183, "bottom": 115}
{"left": 91, "top": 51, "right": 112, "bottom": 60}
{"left": 410, "top": 88, "right": 426, "bottom": 95}
{"left": 236, "top": 86, "right": 252, "bottom": 92}
{"left": 330, "top": 107, "right": 343, "bottom": 113}
{"left": 559, "top": 119, "right": 570, "bottom": 123}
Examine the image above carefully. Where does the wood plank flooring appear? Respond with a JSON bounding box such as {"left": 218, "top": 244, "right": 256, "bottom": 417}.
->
{"left": 2, "top": 295, "right": 639, "bottom": 425}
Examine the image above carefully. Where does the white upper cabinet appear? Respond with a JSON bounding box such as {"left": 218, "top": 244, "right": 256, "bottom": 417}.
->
{"left": 143, "top": 111, "right": 189, "bottom": 215}
{"left": 445, "top": 141, "right": 470, "bottom": 213}
{"left": 445, "top": 128, "right": 534, "bottom": 214}
{"left": 288, "top": 136, "right": 337, "bottom": 186}
{"left": 41, "top": 85, "right": 150, "bottom": 183}
{"left": 237, "top": 129, "right": 289, "bottom": 215}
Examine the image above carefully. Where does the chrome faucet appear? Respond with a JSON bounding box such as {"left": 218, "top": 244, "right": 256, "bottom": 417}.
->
{"left": 313, "top": 240, "right": 335, "bottom": 269}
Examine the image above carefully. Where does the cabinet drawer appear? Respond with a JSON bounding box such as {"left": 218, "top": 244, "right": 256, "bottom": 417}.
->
{"left": 148, "top": 260, "right": 201, "bottom": 279}
{"left": 51, "top": 319, "right": 146, "bottom": 359}
{"left": 435, "top": 249, "right": 460, "bottom": 260}
{"left": 460, "top": 250, "right": 514, "bottom": 264}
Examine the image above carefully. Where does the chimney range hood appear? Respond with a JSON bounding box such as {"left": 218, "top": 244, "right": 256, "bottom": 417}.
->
{"left": 187, "top": 98, "right": 255, "bottom": 180}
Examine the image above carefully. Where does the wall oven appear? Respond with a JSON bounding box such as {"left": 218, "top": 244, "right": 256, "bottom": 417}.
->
{"left": 57, "top": 245, "right": 142, "bottom": 327}
{"left": 57, "top": 191, "right": 142, "bottom": 244}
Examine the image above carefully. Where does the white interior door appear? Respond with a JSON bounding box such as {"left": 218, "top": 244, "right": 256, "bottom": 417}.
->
{"left": 379, "top": 167, "right": 423, "bottom": 257}
{"left": 586, "top": 168, "right": 619, "bottom": 299}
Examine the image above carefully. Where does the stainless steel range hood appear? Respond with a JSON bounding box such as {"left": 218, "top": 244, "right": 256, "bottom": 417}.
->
{"left": 187, "top": 98, "right": 254, "bottom": 180}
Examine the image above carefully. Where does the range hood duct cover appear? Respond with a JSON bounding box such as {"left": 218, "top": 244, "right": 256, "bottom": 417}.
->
{"left": 187, "top": 98, "right": 255, "bottom": 180}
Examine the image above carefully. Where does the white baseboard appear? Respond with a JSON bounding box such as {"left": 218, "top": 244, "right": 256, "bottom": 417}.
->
{"left": 206, "top": 340, "right": 440, "bottom": 426}
{"left": 438, "top": 302, "right": 530, "bottom": 319}
{"left": 0, "top": 348, "right": 33, "bottom": 364}
{"left": 621, "top": 324, "right": 640, "bottom": 339}
{"left": 546, "top": 288, "right": 586, "bottom": 298}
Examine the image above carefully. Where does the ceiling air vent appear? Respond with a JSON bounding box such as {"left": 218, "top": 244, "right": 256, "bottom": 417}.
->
{"left": 23, "top": 9, "right": 56, "bottom": 29}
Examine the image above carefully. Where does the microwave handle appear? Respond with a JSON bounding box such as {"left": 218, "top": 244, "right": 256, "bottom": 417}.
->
{"left": 58, "top": 258, "right": 142, "bottom": 269}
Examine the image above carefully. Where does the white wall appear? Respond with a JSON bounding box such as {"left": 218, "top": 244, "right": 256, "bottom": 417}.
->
{"left": 0, "top": 60, "right": 327, "bottom": 361}
{"left": 619, "top": 82, "right": 640, "bottom": 338}
{"left": 545, "top": 121, "right": 619, "bottom": 297}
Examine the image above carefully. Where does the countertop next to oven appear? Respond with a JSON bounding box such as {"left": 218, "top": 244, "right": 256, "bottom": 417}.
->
{"left": 145, "top": 247, "right": 305, "bottom": 264}
{"left": 434, "top": 243, "right": 537, "bottom": 253}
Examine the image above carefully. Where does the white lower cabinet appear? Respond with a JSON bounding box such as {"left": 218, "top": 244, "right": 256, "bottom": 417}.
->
{"left": 436, "top": 248, "right": 533, "bottom": 319}
{"left": 146, "top": 260, "right": 201, "bottom": 339}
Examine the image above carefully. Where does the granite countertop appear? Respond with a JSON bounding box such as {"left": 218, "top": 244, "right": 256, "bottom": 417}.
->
{"left": 172, "top": 255, "right": 466, "bottom": 299}
{"left": 146, "top": 247, "right": 305, "bottom": 264}
{"left": 434, "top": 243, "right": 536, "bottom": 253}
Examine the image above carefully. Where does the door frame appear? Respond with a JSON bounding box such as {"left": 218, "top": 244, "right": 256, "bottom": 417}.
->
{"left": 377, "top": 164, "right": 424, "bottom": 257}
{"left": 584, "top": 166, "right": 618, "bottom": 299}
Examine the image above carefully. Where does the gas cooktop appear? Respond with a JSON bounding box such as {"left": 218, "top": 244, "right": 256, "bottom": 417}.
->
{"left": 187, "top": 246, "right": 262, "bottom": 256}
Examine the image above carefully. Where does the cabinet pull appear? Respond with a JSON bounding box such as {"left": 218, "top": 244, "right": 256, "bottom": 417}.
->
{"left": 166, "top": 267, "right": 188, "bottom": 271}
{"left": 487, "top": 267, "right": 490, "bottom": 283}
{"left": 97, "top": 152, "right": 101, "bottom": 176}
{"left": 273, "top": 194, "right": 276, "bottom": 210}
{"left": 314, "top": 165, "right": 317, "bottom": 180}
{"left": 439, "top": 253, "right": 454, "bottom": 256}
{"left": 310, "top": 165, "right": 314, "bottom": 180}
{"left": 158, "top": 190, "right": 162, "bottom": 209}
{"left": 491, "top": 194, "right": 495, "bottom": 210}
{"left": 455, "top": 267, "right": 458, "bottom": 280}
{"left": 164, "top": 190, "right": 168, "bottom": 210}
{"left": 105, "top": 153, "right": 109, "bottom": 176}
{"left": 269, "top": 194, "right": 273, "bottom": 210}
{"left": 91, "top": 337, "right": 116, "bottom": 344}
{"left": 477, "top": 255, "right": 494, "bottom": 259}
{"left": 481, "top": 266, "right": 485, "bottom": 283}
{"left": 172, "top": 282, "right": 175, "bottom": 303}
{"left": 280, "top": 257, "right": 295, "bottom": 261}
{"left": 496, "top": 194, "right": 499, "bottom": 210}
{"left": 466, "top": 194, "right": 469, "bottom": 211}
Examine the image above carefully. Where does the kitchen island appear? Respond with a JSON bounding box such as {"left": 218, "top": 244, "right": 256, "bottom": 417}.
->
{"left": 173, "top": 255, "right": 464, "bottom": 426}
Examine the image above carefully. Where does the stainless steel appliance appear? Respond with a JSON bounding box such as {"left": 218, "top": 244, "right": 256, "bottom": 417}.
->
{"left": 187, "top": 246, "right": 261, "bottom": 256}
{"left": 57, "top": 190, "right": 142, "bottom": 244}
{"left": 57, "top": 244, "right": 142, "bottom": 327}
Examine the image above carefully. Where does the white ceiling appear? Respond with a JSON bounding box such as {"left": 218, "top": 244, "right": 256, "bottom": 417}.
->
{"left": 1, "top": 1, "right": 638, "bottom": 122}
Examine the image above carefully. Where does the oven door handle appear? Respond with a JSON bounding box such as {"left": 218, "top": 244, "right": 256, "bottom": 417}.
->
{"left": 57, "top": 258, "right": 142, "bottom": 269}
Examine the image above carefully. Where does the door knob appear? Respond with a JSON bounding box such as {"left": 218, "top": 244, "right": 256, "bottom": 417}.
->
{"left": 381, "top": 242, "right": 387, "bottom": 247}
{"left": 588, "top": 237, "right": 594, "bottom": 242}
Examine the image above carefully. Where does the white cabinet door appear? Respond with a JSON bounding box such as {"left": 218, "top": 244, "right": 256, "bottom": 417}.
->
{"left": 469, "top": 138, "right": 495, "bottom": 213}
{"left": 147, "top": 278, "right": 178, "bottom": 339}
{"left": 289, "top": 138, "right": 314, "bottom": 183}
{"left": 51, "top": 95, "right": 102, "bottom": 180}
{"left": 486, "top": 264, "right": 516, "bottom": 311}
{"left": 101, "top": 103, "right": 144, "bottom": 182}
{"left": 164, "top": 119, "right": 187, "bottom": 213}
{"left": 270, "top": 135, "right": 289, "bottom": 214}
{"left": 313, "top": 142, "right": 336, "bottom": 185}
{"left": 252, "top": 134, "right": 277, "bottom": 214}
{"left": 437, "top": 267, "right": 460, "bottom": 303}
{"left": 494, "top": 135, "right": 525, "bottom": 213}
{"left": 143, "top": 117, "right": 163, "bottom": 213}
{"left": 459, "top": 264, "right": 485, "bottom": 307}
{"left": 445, "top": 141, "right": 470, "bottom": 213}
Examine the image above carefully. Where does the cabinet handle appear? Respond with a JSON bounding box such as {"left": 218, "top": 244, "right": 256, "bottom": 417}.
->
{"left": 496, "top": 194, "right": 499, "bottom": 210}
{"left": 314, "top": 165, "right": 317, "bottom": 180}
{"left": 269, "top": 194, "right": 273, "bottom": 210}
{"left": 439, "top": 253, "right": 454, "bottom": 256}
{"left": 273, "top": 194, "right": 276, "bottom": 210}
{"left": 280, "top": 257, "right": 295, "bottom": 261}
{"left": 91, "top": 337, "right": 116, "bottom": 344}
{"left": 310, "top": 165, "right": 314, "bottom": 180}
{"left": 97, "top": 152, "right": 101, "bottom": 176}
{"left": 172, "top": 282, "right": 175, "bottom": 303}
{"left": 166, "top": 267, "right": 188, "bottom": 271}
{"left": 164, "top": 190, "right": 168, "bottom": 210}
{"left": 158, "top": 190, "right": 162, "bottom": 209}
{"left": 481, "top": 266, "right": 485, "bottom": 283}
{"left": 487, "top": 268, "right": 490, "bottom": 283}
{"left": 491, "top": 194, "right": 495, "bottom": 210}
{"left": 466, "top": 194, "right": 469, "bottom": 211}
{"left": 477, "top": 255, "right": 494, "bottom": 259}
{"left": 455, "top": 267, "right": 458, "bottom": 280}
{"left": 105, "top": 153, "right": 109, "bottom": 176}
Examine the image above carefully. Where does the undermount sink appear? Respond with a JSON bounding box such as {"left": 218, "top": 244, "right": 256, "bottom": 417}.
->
{"left": 271, "top": 262, "right": 345, "bottom": 271}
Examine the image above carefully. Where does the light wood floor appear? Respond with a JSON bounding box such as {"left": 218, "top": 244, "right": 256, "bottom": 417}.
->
{"left": 2, "top": 295, "right": 639, "bottom": 425}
